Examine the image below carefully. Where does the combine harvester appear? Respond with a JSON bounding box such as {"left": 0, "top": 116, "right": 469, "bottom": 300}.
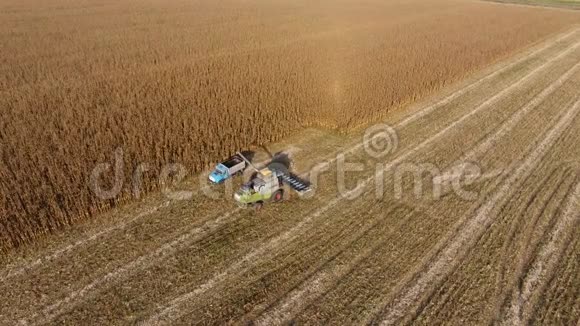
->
{"left": 233, "top": 148, "right": 312, "bottom": 211}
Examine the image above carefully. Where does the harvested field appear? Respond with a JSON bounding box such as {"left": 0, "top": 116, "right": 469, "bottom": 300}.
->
{"left": 1, "top": 0, "right": 580, "bottom": 250}
{"left": 1, "top": 22, "right": 579, "bottom": 325}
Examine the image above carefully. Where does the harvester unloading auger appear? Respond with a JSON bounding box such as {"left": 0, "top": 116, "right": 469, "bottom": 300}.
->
{"left": 233, "top": 145, "right": 312, "bottom": 211}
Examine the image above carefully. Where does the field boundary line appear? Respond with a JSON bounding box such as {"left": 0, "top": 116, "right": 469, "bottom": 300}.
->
{"left": 251, "top": 58, "right": 580, "bottom": 325}
{"left": 1, "top": 25, "right": 576, "bottom": 286}
{"left": 503, "top": 181, "right": 580, "bottom": 325}
{"left": 377, "top": 97, "right": 580, "bottom": 326}
{"left": 140, "top": 36, "right": 580, "bottom": 326}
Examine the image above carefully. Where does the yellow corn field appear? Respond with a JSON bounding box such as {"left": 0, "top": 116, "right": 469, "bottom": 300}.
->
{"left": 1, "top": 0, "right": 578, "bottom": 251}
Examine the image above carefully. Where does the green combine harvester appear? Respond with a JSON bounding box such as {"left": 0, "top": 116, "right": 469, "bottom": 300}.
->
{"left": 233, "top": 150, "right": 312, "bottom": 211}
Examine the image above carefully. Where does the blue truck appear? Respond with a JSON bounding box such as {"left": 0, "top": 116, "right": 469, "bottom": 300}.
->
{"left": 208, "top": 154, "right": 246, "bottom": 184}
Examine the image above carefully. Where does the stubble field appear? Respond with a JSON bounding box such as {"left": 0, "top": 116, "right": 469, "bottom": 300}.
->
{"left": 1, "top": 0, "right": 580, "bottom": 250}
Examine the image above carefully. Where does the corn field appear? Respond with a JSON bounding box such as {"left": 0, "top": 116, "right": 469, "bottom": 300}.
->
{"left": 0, "top": 0, "right": 578, "bottom": 251}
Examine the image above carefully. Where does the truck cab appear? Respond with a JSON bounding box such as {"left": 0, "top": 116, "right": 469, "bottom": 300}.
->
{"left": 209, "top": 155, "right": 246, "bottom": 184}
{"left": 209, "top": 163, "right": 230, "bottom": 184}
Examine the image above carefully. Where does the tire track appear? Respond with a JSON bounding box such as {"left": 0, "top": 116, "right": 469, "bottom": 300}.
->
{"left": 386, "top": 102, "right": 580, "bottom": 325}
{"left": 439, "top": 60, "right": 580, "bottom": 182}
{"left": 0, "top": 200, "right": 170, "bottom": 282}
{"left": 415, "top": 166, "right": 580, "bottom": 324}
{"left": 502, "top": 181, "right": 580, "bottom": 325}
{"left": 249, "top": 57, "right": 580, "bottom": 325}
{"left": 248, "top": 209, "right": 416, "bottom": 326}
{"left": 2, "top": 26, "right": 576, "bottom": 288}
{"left": 531, "top": 235, "right": 579, "bottom": 325}
{"left": 489, "top": 166, "right": 576, "bottom": 322}
{"left": 421, "top": 166, "right": 573, "bottom": 324}
{"left": 377, "top": 97, "right": 580, "bottom": 326}
{"left": 233, "top": 205, "right": 413, "bottom": 323}
{"left": 140, "top": 38, "right": 580, "bottom": 326}
{"left": 403, "top": 147, "right": 580, "bottom": 322}
{"left": 296, "top": 177, "right": 503, "bottom": 325}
